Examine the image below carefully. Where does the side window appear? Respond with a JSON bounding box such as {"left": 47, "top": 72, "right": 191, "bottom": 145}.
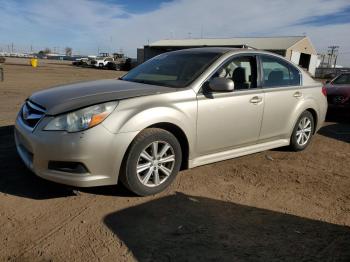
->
{"left": 211, "top": 56, "right": 257, "bottom": 90}
{"left": 261, "top": 56, "right": 301, "bottom": 87}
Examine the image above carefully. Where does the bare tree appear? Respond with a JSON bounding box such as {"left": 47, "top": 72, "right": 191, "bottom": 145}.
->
{"left": 65, "top": 47, "right": 72, "bottom": 57}
{"left": 38, "top": 48, "right": 51, "bottom": 57}
{"left": 43, "top": 48, "right": 51, "bottom": 54}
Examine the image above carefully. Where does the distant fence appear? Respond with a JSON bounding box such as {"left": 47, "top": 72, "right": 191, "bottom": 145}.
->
{"left": 315, "top": 67, "right": 350, "bottom": 79}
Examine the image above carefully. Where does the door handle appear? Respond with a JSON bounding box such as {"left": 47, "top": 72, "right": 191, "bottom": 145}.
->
{"left": 250, "top": 96, "right": 263, "bottom": 104}
{"left": 293, "top": 91, "right": 302, "bottom": 98}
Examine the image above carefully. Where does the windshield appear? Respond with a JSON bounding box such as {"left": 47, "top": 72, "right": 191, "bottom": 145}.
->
{"left": 121, "top": 51, "right": 221, "bottom": 88}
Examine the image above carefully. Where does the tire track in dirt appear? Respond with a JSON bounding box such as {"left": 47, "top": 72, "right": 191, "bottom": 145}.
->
{"left": 6, "top": 193, "right": 137, "bottom": 261}
{"left": 9, "top": 205, "right": 91, "bottom": 260}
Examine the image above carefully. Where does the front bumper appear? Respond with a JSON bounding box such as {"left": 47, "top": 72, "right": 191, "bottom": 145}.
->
{"left": 15, "top": 115, "right": 138, "bottom": 187}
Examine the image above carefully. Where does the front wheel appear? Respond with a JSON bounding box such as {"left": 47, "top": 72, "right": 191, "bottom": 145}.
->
{"left": 120, "top": 128, "right": 182, "bottom": 196}
{"left": 290, "top": 111, "right": 314, "bottom": 151}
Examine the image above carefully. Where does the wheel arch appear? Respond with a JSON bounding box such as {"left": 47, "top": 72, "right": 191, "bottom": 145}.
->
{"left": 147, "top": 122, "right": 190, "bottom": 170}
{"left": 305, "top": 108, "right": 318, "bottom": 134}
{"left": 118, "top": 122, "right": 190, "bottom": 186}
{"left": 288, "top": 97, "right": 320, "bottom": 137}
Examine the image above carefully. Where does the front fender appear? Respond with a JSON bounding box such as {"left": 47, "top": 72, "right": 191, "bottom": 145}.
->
{"left": 117, "top": 106, "right": 193, "bottom": 134}
{"left": 102, "top": 90, "right": 197, "bottom": 155}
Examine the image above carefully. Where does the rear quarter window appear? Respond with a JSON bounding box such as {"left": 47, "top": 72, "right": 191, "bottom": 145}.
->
{"left": 261, "top": 55, "right": 301, "bottom": 88}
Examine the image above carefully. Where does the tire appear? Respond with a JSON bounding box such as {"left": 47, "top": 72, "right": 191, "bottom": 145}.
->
{"left": 98, "top": 63, "right": 104, "bottom": 68}
{"left": 290, "top": 111, "right": 314, "bottom": 151}
{"left": 120, "top": 128, "right": 182, "bottom": 196}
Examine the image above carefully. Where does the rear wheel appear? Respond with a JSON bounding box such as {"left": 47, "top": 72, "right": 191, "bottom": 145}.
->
{"left": 120, "top": 128, "right": 182, "bottom": 196}
{"left": 290, "top": 111, "right": 314, "bottom": 151}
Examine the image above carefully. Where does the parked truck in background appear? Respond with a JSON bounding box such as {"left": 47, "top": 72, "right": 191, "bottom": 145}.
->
{"left": 91, "top": 57, "right": 114, "bottom": 68}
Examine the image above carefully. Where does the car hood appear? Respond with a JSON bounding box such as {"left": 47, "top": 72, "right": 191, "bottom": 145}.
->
{"left": 29, "top": 79, "right": 176, "bottom": 115}
{"left": 326, "top": 84, "right": 350, "bottom": 96}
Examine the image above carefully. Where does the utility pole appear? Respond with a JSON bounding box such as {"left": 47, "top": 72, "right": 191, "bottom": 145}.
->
{"left": 333, "top": 54, "right": 338, "bottom": 68}
{"left": 320, "top": 54, "right": 325, "bottom": 68}
{"left": 110, "top": 36, "right": 113, "bottom": 54}
{"left": 327, "top": 45, "right": 339, "bottom": 68}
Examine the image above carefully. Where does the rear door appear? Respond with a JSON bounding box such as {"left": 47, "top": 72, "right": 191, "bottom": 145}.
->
{"left": 258, "top": 55, "right": 302, "bottom": 141}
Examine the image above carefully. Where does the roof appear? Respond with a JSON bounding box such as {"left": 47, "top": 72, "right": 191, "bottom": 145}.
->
{"left": 149, "top": 36, "right": 306, "bottom": 50}
{"left": 167, "top": 47, "right": 237, "bottom": 54}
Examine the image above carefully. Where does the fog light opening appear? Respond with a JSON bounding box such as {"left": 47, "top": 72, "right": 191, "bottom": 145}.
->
{"left": 48, "top": 161, "right": 89, "bottom": 174}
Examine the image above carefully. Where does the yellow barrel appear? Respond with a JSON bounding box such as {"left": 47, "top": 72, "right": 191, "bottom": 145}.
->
{"left": 30, "top": 58, "right": 38, "bottom": 68}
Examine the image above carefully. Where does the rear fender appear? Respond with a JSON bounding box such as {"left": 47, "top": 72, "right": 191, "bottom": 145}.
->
{"left": 287, "top": 97, "right": 320, "bottom": 137}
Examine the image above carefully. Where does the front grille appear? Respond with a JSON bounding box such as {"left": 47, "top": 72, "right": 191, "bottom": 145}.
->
{"left": 21, "top": 100, "right": 46, "bottom": 128}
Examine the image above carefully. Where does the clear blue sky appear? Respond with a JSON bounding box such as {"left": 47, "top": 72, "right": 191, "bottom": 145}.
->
{"left": 0, "top": 0, "right": 349, "bottom": 65}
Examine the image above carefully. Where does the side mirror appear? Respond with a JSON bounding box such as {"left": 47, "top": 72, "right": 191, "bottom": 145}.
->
{"left": 208, "top": 77, "right": 234, "bottom": 92}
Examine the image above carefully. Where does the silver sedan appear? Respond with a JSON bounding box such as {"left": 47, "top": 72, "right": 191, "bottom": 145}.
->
{"left": 15, "top": 48, "right": 327, "bottom": 195}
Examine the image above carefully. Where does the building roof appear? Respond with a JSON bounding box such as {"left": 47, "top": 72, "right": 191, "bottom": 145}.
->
{"left": 149, "top": 36, "right": 306, "bottom": 50}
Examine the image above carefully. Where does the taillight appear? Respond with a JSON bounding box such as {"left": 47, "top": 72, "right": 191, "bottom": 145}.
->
{"left": 322, "top": 86, "right": 327, "bottom": 96}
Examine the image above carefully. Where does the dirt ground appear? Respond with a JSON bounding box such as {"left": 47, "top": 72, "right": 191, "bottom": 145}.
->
{"left": 0, "top": 58, "right": 349, "bottom": 262}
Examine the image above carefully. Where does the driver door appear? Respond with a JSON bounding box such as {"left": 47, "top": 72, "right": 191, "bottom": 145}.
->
{"left": 196, "top": 55, "right": 265, "bottom": 155}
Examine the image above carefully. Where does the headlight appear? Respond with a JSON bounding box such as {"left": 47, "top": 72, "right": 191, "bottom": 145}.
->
{"left": 44, "top": 101, "right": 118, "bottom": 132}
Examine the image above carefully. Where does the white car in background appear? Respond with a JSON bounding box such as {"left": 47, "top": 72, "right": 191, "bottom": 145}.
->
{"left": 92, "top": 57, "right": 114, "bottom": 68}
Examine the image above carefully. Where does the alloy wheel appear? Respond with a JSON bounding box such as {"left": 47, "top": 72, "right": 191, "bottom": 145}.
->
{"left": 296, "top": 117, "right": 312, "bottom": 146}
{"left": 136, "top": 141, "right": 175, "bottom": 187}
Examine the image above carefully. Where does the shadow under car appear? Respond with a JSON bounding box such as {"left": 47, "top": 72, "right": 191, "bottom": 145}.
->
{"left": 104, "top": 193, "right": 350, "bottom": 262}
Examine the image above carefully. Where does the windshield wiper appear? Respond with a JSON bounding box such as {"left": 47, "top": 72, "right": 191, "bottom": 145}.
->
{"left": 125, "top": 79, "right": 160, "bottom": 85}
{"left": 122, "top": 78, "right": 179, "bottom": 88}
